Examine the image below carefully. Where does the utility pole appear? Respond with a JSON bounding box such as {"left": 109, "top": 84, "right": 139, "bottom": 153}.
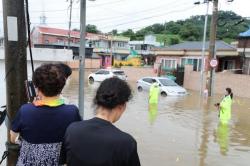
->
{"left": 2, "top": 0, "right": 27, "bottom": 165}
{"left": 68, "top": 0, "right": 73, "bottom": 49}
{"left": 195, "top": 0, "right": 210, "bottom": 96}
{"left": 78, "top": 0, "right": 86, "bottom": 118}
{"left": 207, "top": 0, "right": 219, "bottom": 96}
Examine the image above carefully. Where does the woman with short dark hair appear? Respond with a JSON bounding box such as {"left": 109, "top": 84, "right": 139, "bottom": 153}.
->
{"left": 10, "top": 63, "right": 81, "bottom": 166}
{"left": 61, "top": 77, "right": 141, "bottom": 166}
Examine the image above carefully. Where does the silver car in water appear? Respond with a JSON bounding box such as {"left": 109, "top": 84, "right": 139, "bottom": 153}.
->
{"left": 136, "top": 77, "right": 187, "bottom": 96}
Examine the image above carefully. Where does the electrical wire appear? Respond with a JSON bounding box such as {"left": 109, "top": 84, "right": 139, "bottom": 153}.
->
{"left": 27, "top": 0, "right": 189, "bottom": 23}
{"left": 100, "top": 5, "right": 195, "bottom": 29}
{"left": 29, "top": 3, "right": 194, "bottom": 27}
{"left": 25, "top": 0, "right": 35, "bottom": 74}
{"left": 87, "top": 1, "right": 191, "bottom": 24}
{"left": 87, "top": 0, "right": 191, "bottom": 23}
{"left": 29, "top": 0, "right": 125, "bottom": 13}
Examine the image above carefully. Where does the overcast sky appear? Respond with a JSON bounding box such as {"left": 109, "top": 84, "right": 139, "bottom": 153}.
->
{"left": 0, "top": 0, "right": 249, "bottom": 34}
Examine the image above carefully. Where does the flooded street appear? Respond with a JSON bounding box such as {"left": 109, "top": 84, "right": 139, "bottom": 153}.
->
{"left": 1, "top": 70, "right": 250, "bottom": 165}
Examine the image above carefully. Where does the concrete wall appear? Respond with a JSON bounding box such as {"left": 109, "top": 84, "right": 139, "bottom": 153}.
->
{"left": 184, "top": 65, "right": 250, "bottom": 98}
{"left": 66, "top": 58, "right": 100, "bottom": 69}
{"left": 0, "top": 48, "right": 73, "bottom": 62}
{"left": 243, "top": 57, "right": 250, "bottom": 75}
{"left": 0, "top": 48, "right": 74, "bottom": 78}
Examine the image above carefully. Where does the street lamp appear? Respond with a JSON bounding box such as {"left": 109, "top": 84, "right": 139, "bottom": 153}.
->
{"left": 79, "top": 0, "right": 95, "bottom": 119}
{"left": 194, "top": 0, "right": 210, "bottom": 96}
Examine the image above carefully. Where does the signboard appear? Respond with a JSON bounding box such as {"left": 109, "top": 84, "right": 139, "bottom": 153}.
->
{"left": 210, "top": 59, "right": 218, "bottom": 68}
{"left": 7, "top": 16, "right": 18, "bottom": 41}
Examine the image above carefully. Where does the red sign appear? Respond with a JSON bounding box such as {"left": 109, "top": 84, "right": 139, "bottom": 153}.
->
{"left": 210, "top": 59, "right": 218, "bottom": 68}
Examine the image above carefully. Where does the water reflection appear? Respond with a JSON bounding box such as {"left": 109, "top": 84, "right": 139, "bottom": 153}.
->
{"left": 148, "top": 103, "right": 158, "bottom": 125}
{"left": 216, "top": 122, "right": 229, "bottom": 155}
{"left": 1, "top": 70, "right": 250, "bottom": 166}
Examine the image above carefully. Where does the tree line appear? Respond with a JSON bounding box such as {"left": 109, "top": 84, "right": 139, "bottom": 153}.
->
{"left": 77, "top": 11, "right": 250, "bottom": 45}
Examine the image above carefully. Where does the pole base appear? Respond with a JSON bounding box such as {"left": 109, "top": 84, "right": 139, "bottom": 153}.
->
{"left": 5, "top": 142, "right": 20, "bottom": 166}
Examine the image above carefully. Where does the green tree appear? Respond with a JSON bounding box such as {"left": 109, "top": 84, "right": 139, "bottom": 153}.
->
{"left": 169, "top": 36, "right": 180, "bottom": 45}
{"left": 86, "top": 24, "right": 100, "bottom": 33}
{"left": 151, "top": 23, "right": 165, "bottom": 34}
{"left": 164, "top": 21, "right": 181, "bottom": 34}
{"left": 179, "top": 22, "right": 201, "bottom": 41}
{"left": 119, "top": 11, "right": 250, "bottom": 42}
{"left": 110, "top": 29, "right": 118, "bottom": 35}
{"left": 121, "top": 29, "right": 136, "bottom": 40}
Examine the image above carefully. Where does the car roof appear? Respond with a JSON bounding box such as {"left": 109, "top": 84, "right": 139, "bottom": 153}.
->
{"left": 141, "top": 77, "right": 171, "bottom": 80}
{"left": 97, "top": 69, "right": 124, "bottom": 72}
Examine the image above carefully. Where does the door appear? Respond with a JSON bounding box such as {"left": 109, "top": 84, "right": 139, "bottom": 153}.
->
{"left": 142, "top": 78, "right": 154, "bottom": 91}
{"left": 223, "top": 60, "right": 235, "bottom": 70}
{"left": 94, "top": 70, "right": 105, "bottom": 81}
{"left": 100, "top": 70, "right": 111, "bottom": 81}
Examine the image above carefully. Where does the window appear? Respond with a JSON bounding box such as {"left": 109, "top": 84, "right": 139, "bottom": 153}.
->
{"left": 223, "top": 60, "right": 235, "bottom": 70}
{"left": 95, "top": 70, "right": 104, "bottom": 74}
{"left": 159, "top": 79, "right": 178, "bottom": 86}
{"left": 135, "top": 45, "right": 141, "bottom": 50}
{"left": 143, "top": 78, "right": 153, "bottom": 84}
{"left": 96, "top": 70, "right": 110, "bottom": 75}
{"left": 118, "top": 42, "right": 125, "bottom": 48}
{"left": 57, "top": 38, "right": 63, "bottom": 43}
{"left": 181, "top": 58, "right": 201, "bottom": 71}
{"left": 103, "top": 71, "right": 110, "bottom": 75}
{"left": 113, "top": 71, "right": 125, "bottom": 75}
{"left": 161, "top": 59, "right": 177, "bottom": 69}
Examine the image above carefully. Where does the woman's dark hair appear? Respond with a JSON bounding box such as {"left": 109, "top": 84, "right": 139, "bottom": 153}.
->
{"left": 226, "top": 87, "right": 233, "bottom": 99}
{"left": 56, "top": 63, "right": 72, "bottom": 79}
{"left": 32, "top": 63, "right": 66, "bottom": 97}
{"left": 94, "top": 77, "right": 132, "bottom": 110}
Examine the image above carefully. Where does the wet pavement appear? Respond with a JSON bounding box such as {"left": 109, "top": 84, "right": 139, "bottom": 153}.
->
{"left": 1, "top": 72, "right": 250, "bottom": 166}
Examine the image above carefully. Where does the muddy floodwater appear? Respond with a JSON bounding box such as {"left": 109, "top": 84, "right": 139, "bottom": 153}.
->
{"left": 1, "top": 72, "right": 250, "bottom": 166}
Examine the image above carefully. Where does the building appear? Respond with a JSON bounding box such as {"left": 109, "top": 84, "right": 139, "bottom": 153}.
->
{"left": 238, "top": 27, "right": 250, "bottom": 75}
{"left": 154, "top": 41, "right": 239, "bottom": 72}
{"left": 91, "top": 35, "right": 130, "bottom": 68}
{"left": 129, "top": 35, "right": 161, "bottom": 65}
{"left": 31, "top": 26, "right": 130, "bottom": 68}
{"left": 31, "top": 26, "right": 94, "bottom": 59}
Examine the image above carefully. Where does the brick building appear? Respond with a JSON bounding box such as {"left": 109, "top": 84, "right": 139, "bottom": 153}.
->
{"left": 31, "top": 26, "right": 130, "bottom": 68}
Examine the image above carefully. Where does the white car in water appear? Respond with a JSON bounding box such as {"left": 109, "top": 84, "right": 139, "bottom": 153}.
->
{"left": 88, "top": 69, "right": 127, "bottom": 83}
{"left": 136, "top": 77, "right": 187, "bottom": 96}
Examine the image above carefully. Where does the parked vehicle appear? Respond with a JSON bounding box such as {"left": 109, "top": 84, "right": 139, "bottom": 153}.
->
{"left": 136, "top": 77, "right": 187, "bottom": 96}
{"left": 88, "top": 69, "right": 127, "bottom": 83}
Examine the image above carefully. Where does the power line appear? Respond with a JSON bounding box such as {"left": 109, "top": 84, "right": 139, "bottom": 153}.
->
{"left": 29, "top": 0, "right": 125, "bottom": 13}
{"left": 39, "top": 1, "right": 191, "bottom": 28}
{"left": 87, "top": 0, "right": 191, "bottom": 23}
{"left": 100, "top": 5, "right": 195, "bottom": 29}
{"left": 28, "top": 1, "right": 191, "bottom": 25}
{"left": 29, "top": 4, "right": 195, "bottom": 27}
{"left": 24, "top": 0, "right": 189, "bottom": 22}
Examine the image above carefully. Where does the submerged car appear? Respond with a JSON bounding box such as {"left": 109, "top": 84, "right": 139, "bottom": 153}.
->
{"left": 88, "top": 69, "right": 127, "bottom": 83}
{"left": 136, "top": 77, "right": 187, "bottom": 96}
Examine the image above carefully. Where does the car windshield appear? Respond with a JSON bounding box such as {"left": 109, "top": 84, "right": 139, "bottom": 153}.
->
{"left": 113, "top": 71, "right": 125, "bottom": 75}
{"left": 159, "top": 79, "right": 178, "bottom": 86}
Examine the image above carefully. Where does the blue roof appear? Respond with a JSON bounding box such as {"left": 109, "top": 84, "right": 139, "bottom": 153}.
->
{"left": 239, "top": 28, "right": 250, "bottom": 37}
